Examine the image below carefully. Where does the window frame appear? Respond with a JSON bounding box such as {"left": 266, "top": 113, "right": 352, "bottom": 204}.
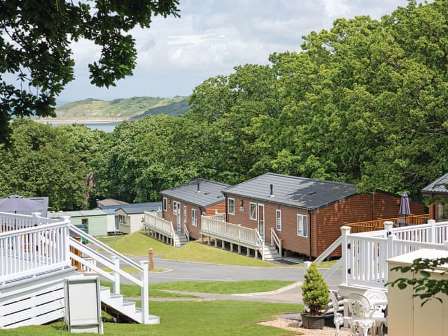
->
{"left": 162, "top": 197, "right": 167, "bottom": 211}
{"left": 275, "top": 209, "right": 282, "bottom": 231}
{"left": 297, "top": 214, "right": 309, "bottom": 237}
{"left": 227, "top": 198, "right": 235, "bottom": 215}
{"left": 249, "top": 202, "right": 257, "bottom": 220}
{"left": 192, "top": 208, "right": 197, "bottom": 226}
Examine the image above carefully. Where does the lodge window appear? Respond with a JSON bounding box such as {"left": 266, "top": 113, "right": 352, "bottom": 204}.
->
{"left": 192, "top": 208, "right": 197, "bottom": 226}
{"left": 228, "top": 198, "right": 235, "bottom": 215}
{"left": 249, "top": 202, "right": 257, "bottom": 220}
{"left": 240, "top": 200, "right": 244, "bottom": 212}
{"left": 297, "top": 214, "right": 309, "bottom": 237}
{"left": 275, "top": 209, "right": 282, "bottom": 231}
{"left": 163, "top": 197, "right": 167, "bottom": 211}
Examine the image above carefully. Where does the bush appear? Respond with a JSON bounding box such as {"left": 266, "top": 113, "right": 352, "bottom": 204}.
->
{"left": 302, "top": 263, "right": 329, "bottom": 315}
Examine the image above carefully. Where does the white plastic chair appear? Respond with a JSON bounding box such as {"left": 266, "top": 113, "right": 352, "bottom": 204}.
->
{"left": 330, "top": 290, "right": 344, "bottom": 336}
{"left": 346, "top": 293, "right": 376, "bottom": 336}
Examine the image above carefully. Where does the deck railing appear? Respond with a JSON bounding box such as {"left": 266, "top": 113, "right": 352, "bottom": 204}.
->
{"left": 143, "top": 211, "right": 175, "bottom": 239}
{"left": 0, "top": 219, "right": 71, "bottom": 284}
{"left": 68, "top": 224, "right": 151, "bottom": 324}
{"left": 340, "top": 219, "right": 448, "bottom": 289}
{"left": 0, "top": 212, "right": 58, "bottom": 233}
{"left": 201, "top": 215, "right": 262, "bottom": 249}
{"left": 347, "top": 214, "right": 430, "bottom": 233}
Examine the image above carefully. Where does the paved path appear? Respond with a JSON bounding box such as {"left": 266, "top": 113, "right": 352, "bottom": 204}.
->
{"left": 127, "top": 257, "right": 342, "bottom": 304}
{"left": 146, "top": 257, "right": 307, "bottom": 284}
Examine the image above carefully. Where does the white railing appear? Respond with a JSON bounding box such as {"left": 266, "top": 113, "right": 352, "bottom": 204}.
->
{"left": 339, "top": 219, "right": 448, "bottom": 289}
{"left": 270, "top": 228, "right": 282, "bottom": 256}
{"left": 68, "top": 224, "right": 151, "bottom": 324}
{"left": 183, "top": 223, "right": 190, "bottom": 241}
{"left": 143, "top": 211, "right": 175, "bottom": 239}
{"left": 0, "top": 211, "right": 58, "bottom": 232}
{"left": 201, "top": 215, "right": 262, "bottom": 249}
{"left": 314, "top": 236, "right": 343, "bottom": 263}
{"left": 0, "top": 219, "right": 71, "bottom": 284}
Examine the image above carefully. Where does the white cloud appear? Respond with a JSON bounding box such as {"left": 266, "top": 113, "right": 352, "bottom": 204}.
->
{"left": 60, "top": 0, "right": 410, "bottom": 101}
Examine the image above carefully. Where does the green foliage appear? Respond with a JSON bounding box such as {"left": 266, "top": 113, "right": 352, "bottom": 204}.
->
{"left": 389, "top": 257, "right": 448, "bottom": 305}
{"left": 3, "top": 0, "right": 448, "bottom": 209}
{"left": 0, "top": 120, "right": 105, "bottom": 210}
{"left": 301, "top": 264, "right": 329, "bottom": 315}
{"left": 0, "top": 0, "right": 180, "bottom": 142}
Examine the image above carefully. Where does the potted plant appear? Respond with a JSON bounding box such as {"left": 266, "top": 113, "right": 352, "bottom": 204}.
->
{"left": 301, "top": 263, "right": 330, "bottom": 329}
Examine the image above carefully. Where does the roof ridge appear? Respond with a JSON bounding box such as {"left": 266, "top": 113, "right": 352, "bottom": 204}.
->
{"left": 257, "top": 172, "right": 355, "bottom": 187}
{"left": 161, "top": 178, "right": 230, "bottom": 193}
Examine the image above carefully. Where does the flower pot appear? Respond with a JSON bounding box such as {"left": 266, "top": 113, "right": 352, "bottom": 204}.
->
{"left": 301, "top": 313, "right": 325, "bottom": 329}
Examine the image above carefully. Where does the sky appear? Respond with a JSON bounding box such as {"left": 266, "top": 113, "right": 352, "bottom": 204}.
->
{"left": 59, "top": 0, "right": 411, "bottom": 103}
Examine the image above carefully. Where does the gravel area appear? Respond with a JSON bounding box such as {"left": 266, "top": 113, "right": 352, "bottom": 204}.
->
{"left": 259, "top": 317, "right": 351, "bottom": 335}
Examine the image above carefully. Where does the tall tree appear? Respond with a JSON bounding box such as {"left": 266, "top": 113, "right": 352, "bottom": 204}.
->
{"left": 0, "top": 0, "right": 180, "bottom": 142}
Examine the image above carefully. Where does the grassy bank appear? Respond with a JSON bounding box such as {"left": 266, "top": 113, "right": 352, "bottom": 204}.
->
{"left": 100, "top": 232, "right": 273, "bottom": 267}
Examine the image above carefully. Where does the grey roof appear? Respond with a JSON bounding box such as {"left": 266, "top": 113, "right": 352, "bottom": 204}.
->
{"left": 223, "top": 173, "right": 357, "bottom": 210}
{"left": 422, "top": 173, "right": 448, "bottom": 194}
{"left": 0, "top": 195, "right": 49, "bottom": 216}
{"left": 49, "top": 209, "right": 110, "bottom": 218}
{"left": 161, "top": 179, "right": 230, "bottom": 207}
{"left": 112, "top": 202, "right": 162, "bottom": 214}
{"left": 97, "top": 198, "right": 129, "bottom": 209}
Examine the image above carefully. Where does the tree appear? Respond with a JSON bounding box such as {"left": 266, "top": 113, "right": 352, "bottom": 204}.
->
{"left": 390, "top": 257, "right": 448, "bottom": 305}
{"left": 0, "top": 0, "right": 180, "bottom": 142}
{"left": 0, "top": 119, "right": 105, "bottom": 210}
{"left": 302, "top": 264, "right": 329, "bottom": 315}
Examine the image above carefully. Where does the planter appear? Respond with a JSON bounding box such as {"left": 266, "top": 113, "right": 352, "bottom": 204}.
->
{"left": 301, "top": 313, "right": 325, "bottom": 329}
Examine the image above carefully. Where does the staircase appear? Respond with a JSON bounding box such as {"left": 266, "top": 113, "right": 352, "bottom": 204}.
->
{"left": 69, "top": 225, "right": 158, "bottom": 325}
{"left": 100, "top": 286, "right": 159, "bottom": 324}
{"left": 173, "top": 232, "right": 188, "bottom": 247}
{"left": 261, "top": 245, "right": 282, "bottom": 261}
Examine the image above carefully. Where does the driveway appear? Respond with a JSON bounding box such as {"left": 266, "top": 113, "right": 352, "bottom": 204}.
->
{"left": 138, "top": 257, "right": 342, "bottom": 287}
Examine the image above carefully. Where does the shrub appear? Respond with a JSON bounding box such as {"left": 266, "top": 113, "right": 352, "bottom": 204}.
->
{"left": 302, "top": 264, "right": 329, "bottom": 315}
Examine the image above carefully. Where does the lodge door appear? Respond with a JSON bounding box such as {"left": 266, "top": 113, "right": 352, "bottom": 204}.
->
{"left": 257, "top": 204, "right": 265, "bottom": 240}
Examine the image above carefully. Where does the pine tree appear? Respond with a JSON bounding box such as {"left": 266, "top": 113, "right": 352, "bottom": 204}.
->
{"left": 302, "top": 264, "right": 329, "bottom": 315}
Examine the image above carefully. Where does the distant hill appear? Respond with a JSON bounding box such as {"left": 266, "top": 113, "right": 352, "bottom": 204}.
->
{"left": 54, "top": 96, "right": 189, "bottom": 120}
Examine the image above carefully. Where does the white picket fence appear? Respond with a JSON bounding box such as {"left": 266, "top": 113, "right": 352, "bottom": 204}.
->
{"left": 340, "top": 219, "right": 448, "bottom": 289}
{"left": 201, "top": 215, "right": 263, "bottom": 249}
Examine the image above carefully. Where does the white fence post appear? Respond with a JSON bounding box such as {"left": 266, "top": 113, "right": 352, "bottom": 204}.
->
{"left": 140, "top": 260, "right": 149, "bottom": 324}
{"left": 384, "top": 221, "right": 394, "bottom": 283}
{"left": 62, "top": 216, "right": 71, "bottom": 265}
{"left": 429, "top": 219, "right": 436, "bottom": 243}
{"left": 112, "top": 256, "right": 120, "bottom": 295}
{"left": 341, "top": 226, "right": 351, "bottom": 285}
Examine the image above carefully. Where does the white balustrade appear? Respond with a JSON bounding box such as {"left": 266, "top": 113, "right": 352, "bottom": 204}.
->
{"left": 340, "top": 219, "right": 448, "bottom": 289}
{"left": 0, "top": 211, "right": 58, "bottom": 233}
{"left": 201, "top": 215, "right": 261, "bottom": 248}
{"left": 0, "top": 220, "right": 70, "bottom": 283}
{"left": 143, "top": 212, "right": 175, "bottom": 238}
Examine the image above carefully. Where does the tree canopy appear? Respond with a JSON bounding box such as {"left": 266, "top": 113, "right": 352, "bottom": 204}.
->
{"left": 0, "top": 0, "right": 179, "bottom": 142}
{"left": 1, "top": 0, "right": 448, "bottom": 208}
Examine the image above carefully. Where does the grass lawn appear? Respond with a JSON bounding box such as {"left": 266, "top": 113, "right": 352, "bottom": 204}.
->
{"left": 101, "top": 281, "right": 197, "bottom": 298}
{"left": 102, "top": 280, "right": 294, "bottom": 297}
{"left": 152, "top": 280, "right": 294, "bottom": 294}
{"left": 5, "top": 301, "right": 302, "bottom": 336}
{"left": 100, "top": 232, "right": 273, "bottom": 267}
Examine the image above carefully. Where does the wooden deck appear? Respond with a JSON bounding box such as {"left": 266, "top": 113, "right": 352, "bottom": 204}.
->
{"left": 347, "top": 214, "right": 430, "bottom": 233}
